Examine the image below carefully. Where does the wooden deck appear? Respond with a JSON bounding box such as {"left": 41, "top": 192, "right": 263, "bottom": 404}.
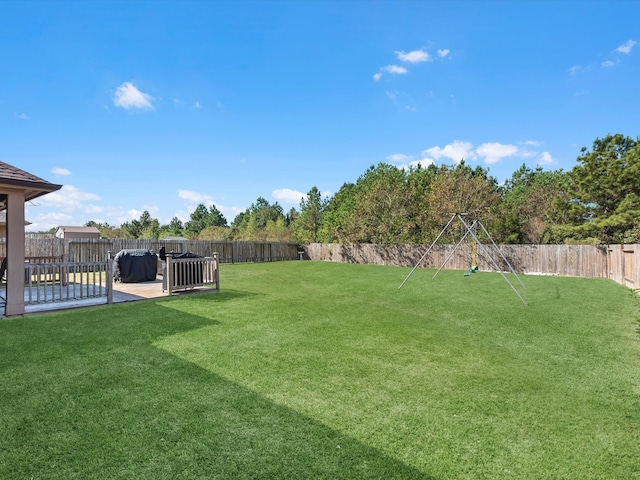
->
{"left": 3, "top": 275, "right": 216, "bottom": 317}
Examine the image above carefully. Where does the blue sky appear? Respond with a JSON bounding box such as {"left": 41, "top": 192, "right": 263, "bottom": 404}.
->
{"left": 1, "top": 0, "right": 638, "bottom": 232}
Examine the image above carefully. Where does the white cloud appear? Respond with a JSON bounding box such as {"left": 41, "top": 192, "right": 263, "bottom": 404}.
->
{"left": 423, "top": 140, "right": 476, "bottom": 164}
{"left": 14, "top": 112, "right": 29, "bottom": 120}
{"left": 402, "top": 159, "right": 435, "bottom": 170}
{"left": 375, "top": 47, "right": 450, "bottom": 81}
{"left": 178, "top": 189, "right": 213, "bottom": 205}
{"left": 113, "top": 82, "right": 155, "bottom": 110}
{"left": 387, "top": 152, "right": 434, "bottom": 170}
{"left": 423, "top": 140, "right": 545, "bottom": 166}
{"left": 218, "top": 205, "right": 244, "bottom": 220}
{"left": 25, "top": 211, "right": 73, "bottom": 232}
{"left": 127, "top": 208, "right": 143, "bottom": 221}
{"left": 126, "top": 204, "right": 160, "bottom": 223}
{"left": 414, "top": 158, "right": 435, "bottom": 168}
{"left": 538, "top": 151, "right": 554, "bottom": 165}
{"left": 52, "top": 167, "right": 71, "bottom": 176}
{"left": 176, "top": 190, "right": 239, "bottom": 221}
{"left": 39, "top": 185, "right": 100, "bottom": 209}
{"left": 616, "top": 39, "right": 637, "bottom": 54}
{"left": 475, "top": 142, "right": 519, "bottom": 164}
{"left": 519, "top": 140, "right": 542, "bottom": 158}
{"left": 272, "top": 188, "right": 305, "bottom": 205}
{"left": 194, "top": 101, "right": 201, "bottom": 109}
{"left": 84, "top": 204, "right": 105, "bottom": 214}
{"left": 384, "top": 89, "right": 417, "bottom": 110}
{"left": 600, "top": 39, "right": 637, "bottom": 68}
{"left": 387, "top": 153, "right": 412, "bottom": 163}
{"left": 568, "top": 65, "right": 585, "bottom": 75}
{"left": 385, "top": 65, "right": 408, "bottom": 75}
{"left": 395, "top": 49, "right": 430, "bottom": 63}
{"left": 374, "top": 65, "right": 408, "bottom": 81}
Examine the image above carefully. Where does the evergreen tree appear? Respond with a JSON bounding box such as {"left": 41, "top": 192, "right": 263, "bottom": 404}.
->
{"left": 293, "top": 186, "right": 326, "bottom": 244}
{"left": 184, "top": 203, "right": 227, "bottom": 238}
{"left": 121, "top": 210, "right": 157, "bottom": 239}
{"left": 561, "top": 134, "right": 640, "bottom": 243}
{"left": 159, "top": 217, "right": 184, "bottom": 238}
{"left": 319, "top": 182, "right": 358, "bottom": 243}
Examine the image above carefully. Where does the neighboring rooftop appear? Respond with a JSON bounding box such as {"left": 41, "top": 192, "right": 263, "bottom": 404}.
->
{"left": 55, "top": 226, "right": 100, "bottom": 237}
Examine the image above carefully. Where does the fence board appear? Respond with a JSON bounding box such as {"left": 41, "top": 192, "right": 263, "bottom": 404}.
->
{"left": 0, "top": 237, "right": 299, "bottom": 264}
{"left": 607, "top": 244, "right": 640, "bottom": 290}
{"left": 8, "top": 238, "right": 640, "bottom": 291}
{"left": 305, "top": 243, "right": 639, "bottom": 290}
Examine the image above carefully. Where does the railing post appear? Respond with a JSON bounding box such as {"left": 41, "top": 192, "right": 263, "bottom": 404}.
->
{"left": 106, "top": 253, "right": 113, "bottom": 304}
{"left": 167, "top": 255, "right": 174, "bottom": 295}
{"left": 213, "top": 252, "right": 220, "bottom": 291}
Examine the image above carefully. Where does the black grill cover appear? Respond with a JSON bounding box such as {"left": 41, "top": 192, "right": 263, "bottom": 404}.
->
{"left": 113, "top": 249, "right": 158, "bottom": 283}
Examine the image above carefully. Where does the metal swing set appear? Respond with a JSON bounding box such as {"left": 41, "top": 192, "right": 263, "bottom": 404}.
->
{"left": 398, "top": 213, "right": 528, "bottom": 305}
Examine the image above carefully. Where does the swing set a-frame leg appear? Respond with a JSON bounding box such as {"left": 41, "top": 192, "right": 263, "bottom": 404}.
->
{"left": 456, "top": 215, "right": 528, "bottom": 305}
{"left": 432, "top": 220, "right": 476, "bottom": 279}
{"left": 398, "top": 213, "right": 528, "bottom": 305}
{"left": 398, "top": 213, "right": 457, "bottom": 289}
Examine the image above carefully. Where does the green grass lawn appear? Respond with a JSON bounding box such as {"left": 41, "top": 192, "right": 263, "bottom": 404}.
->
{"left": 1, "top": 261, "right": 639, "bottom": 479}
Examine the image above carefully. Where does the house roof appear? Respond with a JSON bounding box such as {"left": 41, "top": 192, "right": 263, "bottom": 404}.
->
{"left": 0, "top": 161, "right": 63, "bottom": 210}
{"left": 56, "top": 226, "right": 100, "bottom": 234}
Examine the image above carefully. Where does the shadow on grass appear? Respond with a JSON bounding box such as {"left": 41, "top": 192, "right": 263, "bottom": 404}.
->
{"left": 167, "top": 287, "right": 263, "bottom": 303}
{"left": 0, "top": 301, "right": 432, "bottom": 480}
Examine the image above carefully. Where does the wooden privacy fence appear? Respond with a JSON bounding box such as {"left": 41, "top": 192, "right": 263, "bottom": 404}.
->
{"left": 304, "top": 243, "right": 640, "bottom": 290}
{"left": 1, "top": 237, "right": 300, "bottom": 264}
{"left": 607, "top": 244, "right": 640, "bottom": 290}
{"left": 7, "top": 238, "right": 640, "bottom": 292}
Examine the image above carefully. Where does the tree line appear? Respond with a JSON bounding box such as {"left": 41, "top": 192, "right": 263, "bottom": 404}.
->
{"left": 82, "top": 134, "right": 640, "bottom": 246}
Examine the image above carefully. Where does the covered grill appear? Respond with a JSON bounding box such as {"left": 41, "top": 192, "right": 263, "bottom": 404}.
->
{"left": 112, "top": 249, "right": 158, "bottom": 283}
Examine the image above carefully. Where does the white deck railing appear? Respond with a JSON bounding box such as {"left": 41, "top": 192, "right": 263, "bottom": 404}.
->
{"left": 23, "top": 260, "right": 113, "bottom": 306}
{"left": 19, "top": 253, "right": 219, "bottom": 309}
{"left": 163, "top": 254, "right": 219, "bottom": 294}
